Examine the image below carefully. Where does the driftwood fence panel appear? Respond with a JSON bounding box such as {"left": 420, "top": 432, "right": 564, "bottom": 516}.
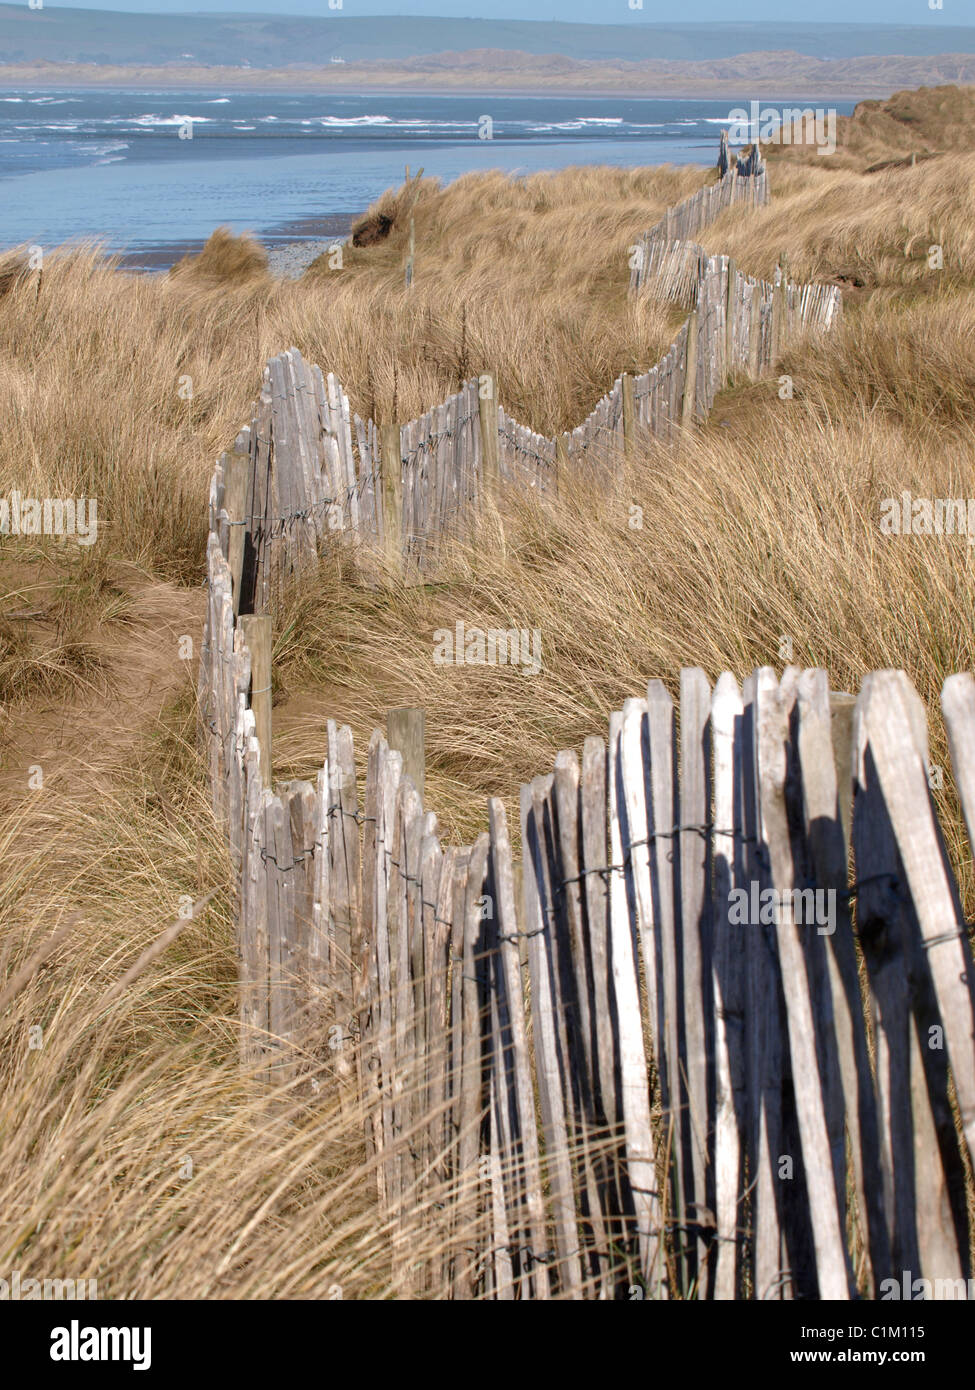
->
{"left": 629, "top": 139, "right": 769, "bottom": 297}
{"left": 201, "top": 513, "right": 975, "bottom": 1297}
{"left": 211, "top": 142, "right": 839, "bottom": 601}
{"left": 194, "top": 138, "right": 975, "bottom": 1299}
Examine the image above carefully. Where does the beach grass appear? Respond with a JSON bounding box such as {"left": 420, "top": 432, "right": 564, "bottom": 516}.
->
{"left": 2, "top": 143, "right": 975, "bottom": 1295}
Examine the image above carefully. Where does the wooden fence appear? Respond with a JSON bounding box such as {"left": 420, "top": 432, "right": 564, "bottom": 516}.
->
{"left": 214, "top": 146, "right": 838, "bottom": 598}
{"left": 628, "top": 131, "right": 768, "bottom": 297}
{"left": 202, "top": 519, "right": 975, "bottom": 1298}
{"left": 195, "top": 141, "right": 975, "bottom": 1300}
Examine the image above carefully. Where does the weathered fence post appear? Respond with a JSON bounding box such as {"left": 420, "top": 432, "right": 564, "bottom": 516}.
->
{"left": 772, "top": 258, "right": 787, "bottom": 364}
{"left": 725, "top": 257, "right": 737, "bottom": 382}
{"left": 381, "top": 422, "right": 403, "bottom": 573}
{"left": 681, "top": 309, "right": 699, "bottom": 432}
{"left": 239, "top": 613, "right": 272, "bottom": 784}
{"left": 387, "top": 706, "right": 425, "bottom": 802}
{"left": 225, "top": 449, "right": 250, "bottom": 617}
{"left": 621, "top": 372, "right": 636, "bottom": 458}
{"left": 748, "top": 287, "right": 762, "bottom": 380}
{"left": 478, "top": 371, "right": 501, "bottom": 499}
{"left": 780, "top": 252, "right": 791, "bottom": 351}
{"left": 717, "top": 128, "right": 730, "bottom": 177}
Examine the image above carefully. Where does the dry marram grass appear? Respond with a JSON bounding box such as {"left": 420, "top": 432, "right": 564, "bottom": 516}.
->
{"left": 2, "top": 142, "right": 974, "bottom": 1296}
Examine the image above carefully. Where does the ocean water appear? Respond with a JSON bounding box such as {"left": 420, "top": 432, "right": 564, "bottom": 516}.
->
{"left": 0, "top": 90, "right": 857, "bottom": 266}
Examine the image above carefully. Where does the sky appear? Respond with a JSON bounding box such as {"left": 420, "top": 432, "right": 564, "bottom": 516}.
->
{"left": 17, "top": 0, "right": 973, "bottom": 25}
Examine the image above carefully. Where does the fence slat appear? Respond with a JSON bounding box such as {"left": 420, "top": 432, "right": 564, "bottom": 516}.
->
{"left": 853, "top": 674, "right": 969, "bottom": 1285}
{"left": 608, "top": 711, "right": 666, "bottom": 1296}
{"left": 755, "top": 679, "right": 851, "bottom": 1300}
{"left": 858, "top": 672, "right": 974, "bottom": 1279}
{"left": 265, "top": 792, "right": 297, "bottom": 1081}
{"left": 553, "top": 749, "right": 613, "bottom": 1295}
{"left": 488, "top": 797, "right": 550, "bottom": 1299}
{"left": 326, "top": 720, "right": 360, "bottom": 1110}
{"left": 620, "top": 697, "right": 658, "bottom": 1065}
{"left": 389, "top": 774, "right": 422, "bottom": 1286}
{"left": 710, "top": 673, "right": 746, "bottom": 1299}
{"left": 445, "top": 846, "right": 471, "bottom": 1292}
{"left": 240, "top": 745, "right": 269, "bottom": 1072}
{"left": 678, "top": 667, "right": 714, "bottom": 1295}
{"left": 359, "top": 733, "right": 382, "bottom": 1185}
{"left": 742, "top": 670, "right": 787, "bottom": 1299}
{"left": 428, "top": 842, "right": 458, "bottom": 1276}
{"left": 522, "top": 778, "right": 584, "bottom": 1297}
{"left": 645, "top": 679, "right": 686, "bottom": 1290}
{"left": 455, "top": 832, "right": 491, "bottom": 1299}
{"left": 373, "top": 740, "right": 401, "bottom": 1214}
{"left": 797, "top": 670, "right": 891, "bottom": 1293}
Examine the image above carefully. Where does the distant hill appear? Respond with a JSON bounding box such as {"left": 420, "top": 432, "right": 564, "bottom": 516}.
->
{"left": 1, "top": 8, "right": 974, "bottom": 69}
{"left": 766, "top": 82, "right": 975, "bottom": 168}
{"left": 4, "top": 51, "right": 974, "bottom": 101}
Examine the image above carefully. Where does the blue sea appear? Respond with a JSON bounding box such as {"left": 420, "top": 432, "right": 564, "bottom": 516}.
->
{"left": 0, "top": 90, "right": 858, "bottom": 267}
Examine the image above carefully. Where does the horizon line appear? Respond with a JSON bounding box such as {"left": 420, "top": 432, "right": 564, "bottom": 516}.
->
{"left": 3, "top": 7, "right": 973, "bottom": 26}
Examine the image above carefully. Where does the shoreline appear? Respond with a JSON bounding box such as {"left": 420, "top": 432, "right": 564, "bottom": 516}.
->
{"left": 114, "top": 213, "right": 357, "bottom": 275}
{"left": 0, "top": 59, "right": 961, "bottom": 101}
{"left": 0, "top": 79, "right": 892, "bottom": 102}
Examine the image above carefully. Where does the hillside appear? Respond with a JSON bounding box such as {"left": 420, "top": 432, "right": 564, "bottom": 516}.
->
{"left": 2, "top": 8, "right": 975, "bottom": 96}
{"left": 1, "top": 9, "right": 974, "bottom": 67}
{"left": 4, "top": 49, "right": 975, "bottom": 98}
{"left": 765, "top": 81, "right": 975, "bottom": 168}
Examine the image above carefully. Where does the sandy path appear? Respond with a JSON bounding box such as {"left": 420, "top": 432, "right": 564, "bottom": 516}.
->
{"left": 0, "top": 574, "right": 205, "bottom": 807}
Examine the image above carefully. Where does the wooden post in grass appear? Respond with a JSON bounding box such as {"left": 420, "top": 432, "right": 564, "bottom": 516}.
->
{"left": 717, "top": 127, "right": 730, "bottom": 177}
{"left": 621, "top": 372, "right": 636, "bottom": 459}
{"left": 681, "top": 309, "right": 699, "bottom": 433}
{"left": 240, "top": 614, "right": 272, "bottom": 784}
{"left": 403, "top": 163, "right": 423, "bottom": 290}
{"left": 387, "top": 706, "right": 425, "bottom": 802}
{"left": 381, "top": 423, "right": 403, "bottom": 573}
{"left": 478, "top": 370, "right": 500, "bottom": 500}
{"left": 225, "top": 450, "right": 251, "bottom": 617}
